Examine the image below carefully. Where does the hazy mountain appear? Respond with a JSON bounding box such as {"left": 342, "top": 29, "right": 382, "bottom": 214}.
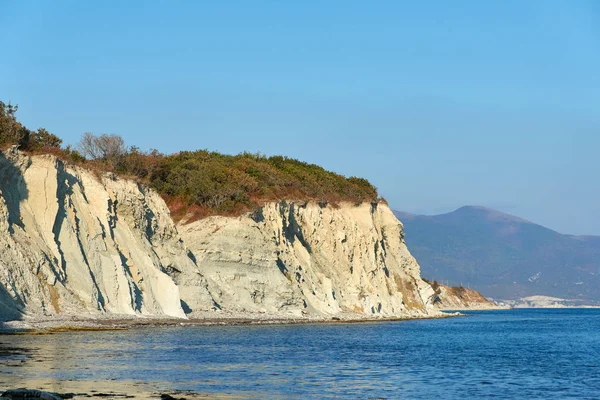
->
{"left": 394, "top": 206, "right": 600, "bottom": 302}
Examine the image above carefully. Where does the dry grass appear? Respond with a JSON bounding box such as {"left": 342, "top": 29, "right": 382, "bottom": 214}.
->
{"left": 352, "top": 304, "right": 365, "bottom": 313}
{"left": 46, "top": 284, "right": 61, "bottom": 314}
{"left": 395, "top": 275, "right": 425, "bottom": 312}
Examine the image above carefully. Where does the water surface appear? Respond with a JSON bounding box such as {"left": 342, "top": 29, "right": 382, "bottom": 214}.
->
{"left": 1, "top": 309, "right": 599, "bottom": 399}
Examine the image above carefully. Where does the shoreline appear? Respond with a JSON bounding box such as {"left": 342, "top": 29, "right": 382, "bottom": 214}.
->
{"left": 0, "top": 311, "right": 463, "bottom": 334}
{"left": 10, "top": 306, "right": 600, "bottom": 334}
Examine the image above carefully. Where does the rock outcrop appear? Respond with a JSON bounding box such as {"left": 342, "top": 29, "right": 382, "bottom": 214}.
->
{"left": 0, "top": 149, "right": 440, "bottom": 323}
{"left": 179, "top": 201, "right": 437, "bottom": 318}
{"left": 1, "top": 389, "right": 63, "bottom": 400}
{"left": 429, "top": 282, "right": 502, "bottom": 310}
{"left": 0, "top": 148, "right": 213, "bottom": 321}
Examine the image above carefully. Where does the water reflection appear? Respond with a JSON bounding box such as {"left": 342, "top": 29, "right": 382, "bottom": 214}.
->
{"left": 0, "top": 310, "right": 599, "bottom": 399}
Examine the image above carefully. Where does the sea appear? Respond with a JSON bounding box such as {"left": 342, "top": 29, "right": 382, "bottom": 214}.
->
{"left": 1, "top": 309, "right": 599, "bottom": 399}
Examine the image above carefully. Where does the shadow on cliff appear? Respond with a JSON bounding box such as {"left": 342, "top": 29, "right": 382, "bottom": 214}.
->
{"left": 0, "top": 149, "right": 28, "bottom": 327}
{"left": 0, "top": 283, "right": 24, "bottom": 327}
{"left": 0, "top": 149, "right": 29, "bottom": 233}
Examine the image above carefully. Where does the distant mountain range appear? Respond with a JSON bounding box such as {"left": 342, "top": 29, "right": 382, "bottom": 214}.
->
{"left": 394, "top": 206, "right": 600, "bottom": 302}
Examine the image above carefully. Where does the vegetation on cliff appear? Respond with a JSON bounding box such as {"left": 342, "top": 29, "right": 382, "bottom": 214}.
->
{"left": 0, "top": 101, "right": 378, "bottom": 218}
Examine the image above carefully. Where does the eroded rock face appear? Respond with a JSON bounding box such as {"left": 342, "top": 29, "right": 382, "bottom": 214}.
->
{"left": 0, "top": 148, "right": 213, "bottom": 320}
{"left": 179, "top": 201, "right": 438, "bottom": 318}
{"left": 433, "top": 284, "right": 499, "bottom": 310}
{"left": 0, "top": 149, "right": 439, "bottom": 321}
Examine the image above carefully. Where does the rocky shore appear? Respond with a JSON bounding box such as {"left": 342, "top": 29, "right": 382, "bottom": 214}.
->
{"left": 0, "top": 386, "right": 219, "bottom": 399}
{"left": 432, "top": 284, "right": 509, "bottom": 310}
{"left": 0, "top": 310, "right": 463, "bottom": 334}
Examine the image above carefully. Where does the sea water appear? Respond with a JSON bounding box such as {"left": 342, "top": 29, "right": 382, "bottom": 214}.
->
{"left": 1, "top": 309, "right": 599, "bottom": 399}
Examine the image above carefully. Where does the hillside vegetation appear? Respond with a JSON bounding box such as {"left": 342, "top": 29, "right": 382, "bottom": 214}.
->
{"left": 0, "top": 101, "right": 378, "bottom": 218}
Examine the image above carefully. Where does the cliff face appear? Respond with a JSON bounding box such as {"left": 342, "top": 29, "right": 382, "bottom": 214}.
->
{"left": 0, "top": 150, "right": 438, "bottom": 322}
{"left": 180, "top": 202, "right": 437, "bottom": 318}
{"left": 0, "top": 148, "right": 214, "bottom": 321}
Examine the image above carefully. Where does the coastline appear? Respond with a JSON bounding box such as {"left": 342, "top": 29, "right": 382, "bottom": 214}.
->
{"left": 0, "top": 311, "right": 463, "bottom": 334}
{"left": 437, "top": 305, "right": 511, "bottom": 311}
{"left": 2, "top": 309, "right": 599, "bottom": 399}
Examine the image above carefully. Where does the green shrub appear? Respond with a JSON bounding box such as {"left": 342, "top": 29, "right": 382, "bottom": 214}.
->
{"left": 1, "top": 101, "right": 379, "bottom": 218}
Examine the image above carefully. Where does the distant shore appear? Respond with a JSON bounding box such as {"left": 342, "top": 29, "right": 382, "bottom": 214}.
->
{"left": 438, "top": 304, "right": 511, "bottom": 311}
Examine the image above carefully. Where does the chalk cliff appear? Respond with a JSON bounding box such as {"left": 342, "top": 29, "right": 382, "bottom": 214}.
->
{"left": 0, "top": 148, "right": 214, "bottom": 321}
{"left": 0, "top": 149, "right": 441, "bottom": 323}
{"left": 180, "top": 201, "right": 437, "bottom": 318}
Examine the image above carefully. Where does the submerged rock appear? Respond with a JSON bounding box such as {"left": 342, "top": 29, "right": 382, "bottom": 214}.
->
{"left": 0, "top": 389, "right": 69, "bottom": 400}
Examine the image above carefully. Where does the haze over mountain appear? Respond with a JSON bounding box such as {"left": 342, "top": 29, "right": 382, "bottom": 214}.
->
{"left": 394, "top": 206, "right": 600, "bottom": 302}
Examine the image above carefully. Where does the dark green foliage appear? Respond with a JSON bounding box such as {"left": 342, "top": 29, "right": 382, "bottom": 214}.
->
{"left": 1, "top": 100, "right": 379, "bottom": 217}
{"left": 29, "top": 128, "right": 63, "bottom": 149}
{"left": 62, "top": 145, "right": 86, "bottom": 164}
{"left": 0, "top": 101, "right": 29, "bottom": 147}
{"left": 0, "top": 102, "right": 62, "bottom": 151}
{"left": 148, "top": 150, "right": 378, "bottom": 213}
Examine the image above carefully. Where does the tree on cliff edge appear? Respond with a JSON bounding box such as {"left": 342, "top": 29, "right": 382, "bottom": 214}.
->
{"left": 0, "top": 101, "right": 26, "bottom": 146}
{"left": 0, "top": 101, "right": 62, "bottom": 150}
{"left": 78, "top": 132, "right": 126, "bottom": 161}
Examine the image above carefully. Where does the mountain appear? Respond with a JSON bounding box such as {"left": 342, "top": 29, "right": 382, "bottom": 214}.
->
{"left": 394, "top": 206, "right": 600, "bottom": 302}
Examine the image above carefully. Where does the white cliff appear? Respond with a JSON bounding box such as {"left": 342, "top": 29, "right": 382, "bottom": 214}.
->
{"left": 0, "top": 149, "right": 440, "bottom": 324}
{"left": 0, "top": 148, "right": 214, "bottom": 321}
{"left": 179, "top": 201, "right": 438, "bottom": 318}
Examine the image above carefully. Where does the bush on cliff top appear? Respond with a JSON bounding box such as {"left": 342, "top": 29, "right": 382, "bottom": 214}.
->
{"left": 0, "top": 102, "right": 63, "bottom": 151}
{"left": 0, "top": 101, "right": 378, "bottom": 218}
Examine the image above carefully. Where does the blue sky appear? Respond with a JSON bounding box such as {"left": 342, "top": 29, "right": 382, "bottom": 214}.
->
{"left": 1, "top": 1, "right": 598, "bottom": 235}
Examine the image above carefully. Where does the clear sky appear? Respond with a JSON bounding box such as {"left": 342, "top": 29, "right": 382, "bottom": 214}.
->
{"left": 1, "top": 1, "right": 598, "bottom": 235}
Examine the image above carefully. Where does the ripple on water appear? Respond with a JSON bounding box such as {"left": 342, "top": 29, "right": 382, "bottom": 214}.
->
{"left": 1, "top": 310, "right": 600, "bottom": 399}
